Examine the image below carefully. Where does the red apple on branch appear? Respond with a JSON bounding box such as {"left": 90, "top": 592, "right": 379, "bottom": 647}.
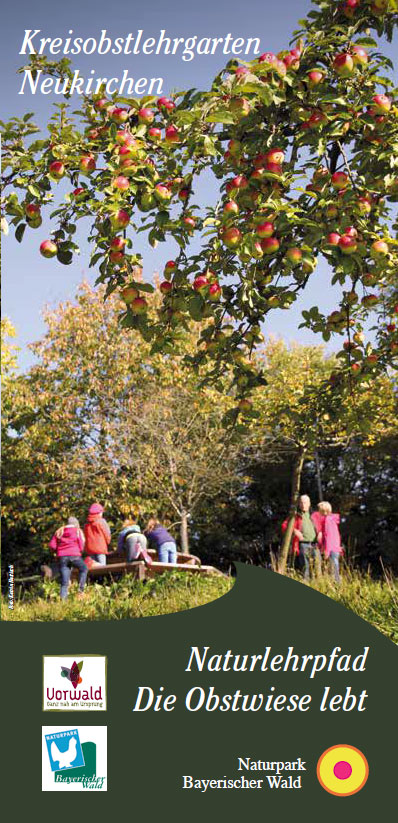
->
{"left": 327, "top": 232, "right": 341, "bottom": 246}
{"left": 221, "top": 227, "right": 242, "bottom": 249}
{"left": 165, "top": 125, "right": 180, "bottom": 144}
{"left": 40, "top": 239, "right": 58, "bottom": 258}
{"left": 261, "top": 237, "right": 280, "bottom": 255}
{"left": 121, "top": 286, "right": 139, "bottom": 304}
{"left": 193, "top": 275, "right": 209, "bottom": 294}
{"left": 25, "top": 203, "right": 41, "bottom": 219}
{"left": 238, "top": 398, "right": 253, "bottom": 413}
{"left": 361, "top": 294, "right": 379, "bottom": 307}
{"left": 229, "top": 97, "right": 251, "bottom": 117}
{"left": 164, "top": 260, "right": 176, "bottom": 276}
{"left": 256, "top": 222, "right": 274, "bottom": 238}
{"left": 352, "top": 45, "right": 368, "bottom": 66}
{"left": 307, "top": 69, "right": 325, "bottom": 86}
{"left": 138, "top": 108, "right": 154, "bottom": 124}
{"left": 371, "top": 239, "right": 389, "bottom": 256}
{"left": 111, "top": 108, "right": 129, "bottom": 124}
{"left": 148, "top": 127, "right": 162, "bottom": 142}
{"left": 154, "top": 184, "right": 172, "bottom": 202}
{"left": 339, "top": 235, "right": 358, "bottom": 254}
{"left": 157, "top": 97, "right": 175, "bottom": 111}
{"left": 112, "top": 175, "right": 130, "bottom": 191}
{"left": 265, "top": 148, "right": 285, "bottom": 165}
{"left": 223, "top": 200, "right": 239, "bottom": 216}
{"left": 258, "top": 52, "right": 277, "bottom": 66}
{"left": 110, "top": 237, "right": 126, "bottom": 251}
{"left": 286, "top": 248, "right": 302, "bottom": 264}
{"left": 371, "top": 94, "right": 391, "bottom": 114}
{"left": 333, "top": 53, "right": 355, "bottom": 77}
{"left": 79, "top": 154, "right": 96, "bottom": 173}
{"left": 110, "top": 209, "right": 130, "bottom": 230}
{"left": 209, "top": 282, "right": 222, "bottom": 301}
{"left": 130, "top": 296, "right": 148, "bottom": 314}
{"left": 49, "top": 160, "right": 65, "bottom": 180}
{"left": 331, "top": 171, "right": 349, "bottom": 190}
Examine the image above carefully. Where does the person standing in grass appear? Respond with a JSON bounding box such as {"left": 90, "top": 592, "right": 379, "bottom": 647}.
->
{"left": 84, "top": 503, "right": 111, "bottom": 565}
{"left": 282, "top": 494, "right": 321, "bottom": 580}
{"left": 314, "top": 501, "right": 343, "bottom": 584}
{"left": 49, "top": 516, "right": 87, "bottom": 600}
{"left": 145, "top": 518, "right": 177, "bottom": 564}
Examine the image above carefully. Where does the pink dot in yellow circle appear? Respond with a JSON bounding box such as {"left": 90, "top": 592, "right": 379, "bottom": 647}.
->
{"left": 333, "top": 761, "right": 352, "bottom": 780}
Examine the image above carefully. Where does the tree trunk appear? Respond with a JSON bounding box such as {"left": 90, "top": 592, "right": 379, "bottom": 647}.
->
{"left": 278, "top": 446, "right": 306, "bottom": 573}
{"left": 180, "top": 511, "right": 189, "bottom": 554}
{"left": 314, "top": 449, "right": 323, "bottom": 502}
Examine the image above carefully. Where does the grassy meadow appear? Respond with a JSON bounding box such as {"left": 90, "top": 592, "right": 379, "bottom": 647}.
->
{"left": 1, "top": 567, "right": 397, "bottom": 642}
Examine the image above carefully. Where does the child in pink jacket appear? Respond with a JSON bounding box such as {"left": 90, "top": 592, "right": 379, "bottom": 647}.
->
{"left": 49, "top": 516, "right": 87, "bottom": 600}
{"left": 313, "top": 502, "right": 343, "bottom": 583}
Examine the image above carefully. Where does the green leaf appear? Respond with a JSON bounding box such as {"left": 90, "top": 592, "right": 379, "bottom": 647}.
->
{"left": 206, "top": 110, "right": 236, "bottom": 124}
{"left": 137, "top": 283, "right": 155, "bottom": 294}
{"left": 15, "top": 223, "right": 26, "bottom": 243}
{"left": 89, "top": 252, "right": 103, "bottom": 268}
{"left": 27, "top": 184, "right": 42, "bottom": 198}
{"left": 354, "top": 37, "right": 377, "bottom": 47}
{"left": 57, "top": 250, "right": 73, "bottom": 265}
{"left": 188, "top": 295, "right": 204, "bottom": 321}
{"left": 203, "top": 136, "right": 217, "bottom": 156}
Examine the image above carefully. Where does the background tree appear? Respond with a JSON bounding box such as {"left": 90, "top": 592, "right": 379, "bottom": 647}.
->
{"left": 192, "top": 339, "right": 397, "bottom": 571}
{"left": 247, "top": 338, "right": 397, "bottom": 570}
{"left": 107, "top": 380, "right": 241, "bottom": 553}
{"left": 3, "top": 292, "right": 396, "bottom": 576}
{"left": 1, "top": 283, "right": 242, "bottom": 572}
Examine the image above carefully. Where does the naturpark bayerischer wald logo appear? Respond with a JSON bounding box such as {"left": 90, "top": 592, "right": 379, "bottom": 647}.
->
{"left": 42, "top": 726, "right": 107, "bottom": 791}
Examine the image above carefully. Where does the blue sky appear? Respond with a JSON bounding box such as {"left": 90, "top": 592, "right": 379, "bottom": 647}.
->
{"left": 2, "top": 0, "right": 397, "bottom": 370}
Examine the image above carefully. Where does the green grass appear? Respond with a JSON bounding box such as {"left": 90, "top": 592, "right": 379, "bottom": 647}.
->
{"left": 2, "top": 568, "right": 397, "bottom": 642}
{"left": 287, "top": 568, "right": 398, "bottom": 643}
{"left": 2, "top": 572, "right": 233, "bottom": 622}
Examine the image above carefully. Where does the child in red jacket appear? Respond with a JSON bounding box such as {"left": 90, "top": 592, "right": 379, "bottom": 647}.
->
{"left": 84, "top": 503, "right": 111, "bottom": 565}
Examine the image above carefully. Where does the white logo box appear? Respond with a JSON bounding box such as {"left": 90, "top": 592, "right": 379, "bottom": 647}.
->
{"left": 42, "top": 725, "right": 107, "bottom": 791}
{"left": 43, "top": 655, "right": 107, "bottom": 711}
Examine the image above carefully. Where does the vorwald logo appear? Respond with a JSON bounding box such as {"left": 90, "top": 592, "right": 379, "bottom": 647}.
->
{"left": 43, "top": 655, "right": 107, "bottom": 711}
{"left": 60, "top": 660, "right": 83, "bottom": 688}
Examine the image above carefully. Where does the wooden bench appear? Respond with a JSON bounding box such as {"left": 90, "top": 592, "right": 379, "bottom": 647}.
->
{"left": 105, "top": 549, "right": 201, "bottom": 567}
{"left": 69, "top": 552, "right": 223, "bottom": 582}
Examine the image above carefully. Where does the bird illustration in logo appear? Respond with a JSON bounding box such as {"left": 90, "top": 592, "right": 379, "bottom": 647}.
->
{"left": 60, "top": 660, "right": 83, "bottom": 688}
{"left": 50, "top": 736, "right": 78, "bottom": 770}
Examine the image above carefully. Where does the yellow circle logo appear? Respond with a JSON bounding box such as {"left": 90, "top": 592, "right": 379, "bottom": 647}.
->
{"left": 317, "top": 744, "right": 369, "bottom": 796}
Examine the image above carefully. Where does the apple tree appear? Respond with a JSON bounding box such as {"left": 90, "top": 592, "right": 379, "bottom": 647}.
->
{"left": 1, "top": 0, "right": 398, "bottom": 418}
